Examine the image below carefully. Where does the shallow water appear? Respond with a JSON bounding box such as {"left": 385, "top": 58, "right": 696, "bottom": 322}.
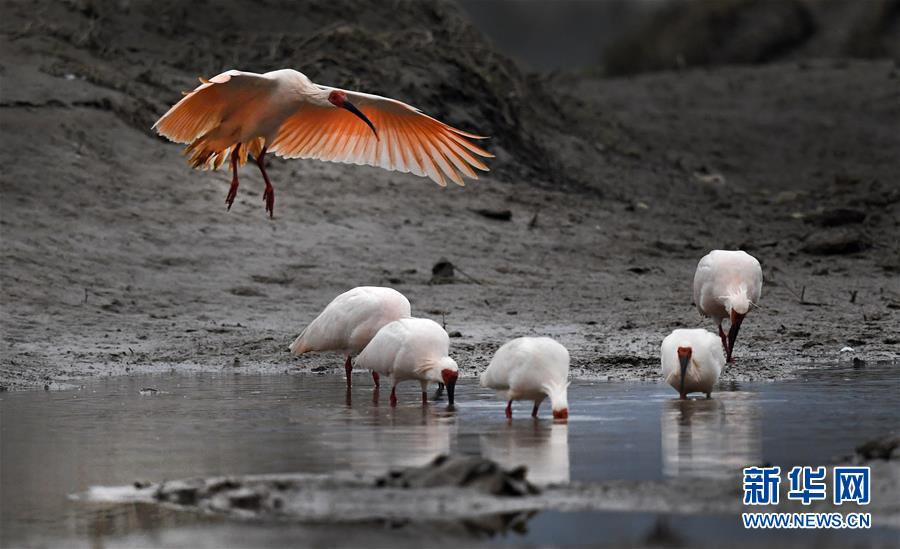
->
{"left": 1, "top": 363, "right": 898, "bottom": 547}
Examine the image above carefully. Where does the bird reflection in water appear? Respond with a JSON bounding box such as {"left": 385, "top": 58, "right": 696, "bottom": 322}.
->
{"left": 479, "top": 421, "right": 570, "bottom": 486}
{"left": 337, "top": 405, "right": 459, "bottom": 476}
{"left": 660, "top": 392, "right": 761, "bottom": 479}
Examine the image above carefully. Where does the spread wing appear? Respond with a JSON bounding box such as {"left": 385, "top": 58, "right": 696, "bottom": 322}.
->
{"left": 269, "top": 88, "right": 493, "bottom": 187}
{"left": 153, "top": 70, "right": 275, "bottom": 144}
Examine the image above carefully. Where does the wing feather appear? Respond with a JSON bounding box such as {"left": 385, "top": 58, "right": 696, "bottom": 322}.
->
{"left": 153, "top": 70, "right": 274, "bottom": 145}
{"left": 269, "top": 87, "right": 492, "bottom": 185}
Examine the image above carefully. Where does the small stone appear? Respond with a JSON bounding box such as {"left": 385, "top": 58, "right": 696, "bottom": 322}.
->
{"left": 430, "top": 259, "right": 455, "bottom": 284}
{"left": 228, "top": 488, "right": 262, "bottom": 510}
{"left": 473, "top": 208, "right": 512, "bottom": 221}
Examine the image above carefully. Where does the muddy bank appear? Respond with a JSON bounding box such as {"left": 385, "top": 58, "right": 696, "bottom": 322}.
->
{"left": 1, "top": 1, "right": 899, "bottom": 390}
{"left": 77, "top": 451, "right": 900, "bottom": 529}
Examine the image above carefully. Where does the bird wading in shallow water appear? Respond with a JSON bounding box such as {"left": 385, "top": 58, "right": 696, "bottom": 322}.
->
{"left": 289, "top": 287, "right": 411, "bottom": 389}
{"left": 153, "top": 69, "right": 493, "bottom": 217}
{"left": 354, "top": 318, "right": 459, "bottom": 407}
{"left": 692, "top": 250, "right": 762, "bottom": 362}
{"left": 661, "top": 328, "right": 726, "bottom": 400}
{"left": 480, "top": 337, "right": 570, "bottom": 420}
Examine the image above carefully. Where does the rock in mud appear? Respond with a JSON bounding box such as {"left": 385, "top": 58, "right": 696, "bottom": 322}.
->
{"left": 801, "top": 229, "right": 870, "bottom": 255}
{"left": 155, "top": 479, "right": 203, "bottom": 505}
{"left": 856, "top": 434, "right": 900, "bottom": 461}
{"left": 375, "top": 455, "right": 539, "bottom": 497}
{"left": 430, "top": 259, "right": 455, "bottom": 284}
{"left": 806, "top": 207, "right": 867, "bottom": 227}
{"left": 473, "top": 208, "right": 513, "bottom": 221}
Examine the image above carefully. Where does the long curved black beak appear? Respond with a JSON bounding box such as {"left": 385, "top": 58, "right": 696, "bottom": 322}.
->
{"left": 727, "top": 311, "right": 745, "bottom": 362}
{"left": 446, "top": 379, "right": 456, "bottom": 406}
{"left": 678, "top": 354, "right": 690, "bottom": 399}
{"left": 342, "top": 100, "right": 378, "bottom": 139}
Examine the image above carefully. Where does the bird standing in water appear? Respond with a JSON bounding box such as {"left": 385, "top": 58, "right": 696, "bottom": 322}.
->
{"left": 289, "top": 287, "right": 410, "bottom": 388}
{"left": 661, "top": 328, "right": 725, "bottom": 399}
{"left": 153, "top": 69, "right": 492, "bottom": 217}
{"left": 354, "top": 318, "right": 459, "bottom": 407}
{"left": 480, "top": 337, "right": 570, "bottom": 420}
{"left": 693, "top": 250, "right": 762, "bottom": 362}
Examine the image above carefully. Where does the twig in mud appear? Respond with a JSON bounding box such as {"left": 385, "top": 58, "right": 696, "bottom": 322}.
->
{"left": 786, "top": 282, "right": 825, "bottom": 306}
{"left": 772, "top": 268, "right": 824, "bottom": 306}
{"left": 454, "top": 266, "right": 482, "bottom": 285}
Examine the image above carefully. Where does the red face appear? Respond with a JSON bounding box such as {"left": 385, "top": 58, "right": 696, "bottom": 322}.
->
{"left": 552, "top": 408, "right": 569, "bottom": 420}
{"left": 441, "top": 369, "right": 458, "bottom": 386}
{"left": 677, "top": 346, "right": 692, "bottom": 361}
{"left": 441, "top": 368, "right": 458, "bottom": 406}
{"left": 327, "top": 90, "right": 347, "bottom": 108}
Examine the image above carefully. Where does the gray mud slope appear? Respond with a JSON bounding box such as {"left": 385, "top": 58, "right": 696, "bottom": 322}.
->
{"left": 1, "top": 0, "right": 898, "bottom": 389}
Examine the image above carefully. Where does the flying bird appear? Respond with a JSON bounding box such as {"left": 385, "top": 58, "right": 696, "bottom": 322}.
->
{"left": 693, "top": 250, "right": 762, "bottom": 362}
{"left": 480, "top": 337, "right": 570, "bottom": 420}
{"left": 153, "top": 69, "right": 493, "bottom": 217}
{"left": 661, "top": 328, "right": 726, "bottom": 399}
{"left": 289, "top": 286, "right": 411, "bottom": 388}
{"left": 354, "top": 318, "right": 459, "bottom": 407}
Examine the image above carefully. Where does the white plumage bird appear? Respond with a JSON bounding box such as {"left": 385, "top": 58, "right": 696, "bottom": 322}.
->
{"left": 289, "top": 286, "right": 411, "bottom": 388}
{"left": 354, "top": 318, "right": 459, "bottom": 407}
{"left": 693, "top": 250, "right": 762, "bottom": 362}
{"left": 660, "top": 328, "right": 726, "bottom": 399}
{"left": 153, "top": 69, "right": 492, "bottom": 217}
{"left": 480, "top": 337, "right": 570, "bottom": 420}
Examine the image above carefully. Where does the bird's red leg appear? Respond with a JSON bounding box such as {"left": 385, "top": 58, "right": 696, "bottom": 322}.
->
{"left": 390, "top": 386, "right": 398, "bottom": 408}
{"left": 226, "top": 144, "right": 241, "bottom": 211}
{"left": 532, "top": 402, "right": 540, "bottom": 418}
{"left": 344, "top": 356, "right": 352, "bottom": 388}
{"left": 506, "top": 400, "right": 513, "bottom": 419}
{"left": 371, "top": 371, "right": 380, "bottom": 388}
{"left": 255, "top": 146, "right": 275, "bottom": 218}
{"left": 421, "top": 391, "right": 428, "bottom": 405}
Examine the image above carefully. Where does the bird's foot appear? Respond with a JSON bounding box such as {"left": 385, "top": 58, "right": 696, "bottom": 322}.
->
{"left": 262, "top": 183, "right": 274, "bottom": 218}
{"left": 505, "top": 401, "right": 513, "bottom": 419}
{"left": 706, "top": 392, "right": 712, "bottom": 399}
{"left": 389, "top": 387, "right": 398, "bottom": 408}
{"left": 371, "top": 371, "right": 380, "bottom": 388}
{"left": 226, "top": 177, "right": 239, "bottom": 210}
